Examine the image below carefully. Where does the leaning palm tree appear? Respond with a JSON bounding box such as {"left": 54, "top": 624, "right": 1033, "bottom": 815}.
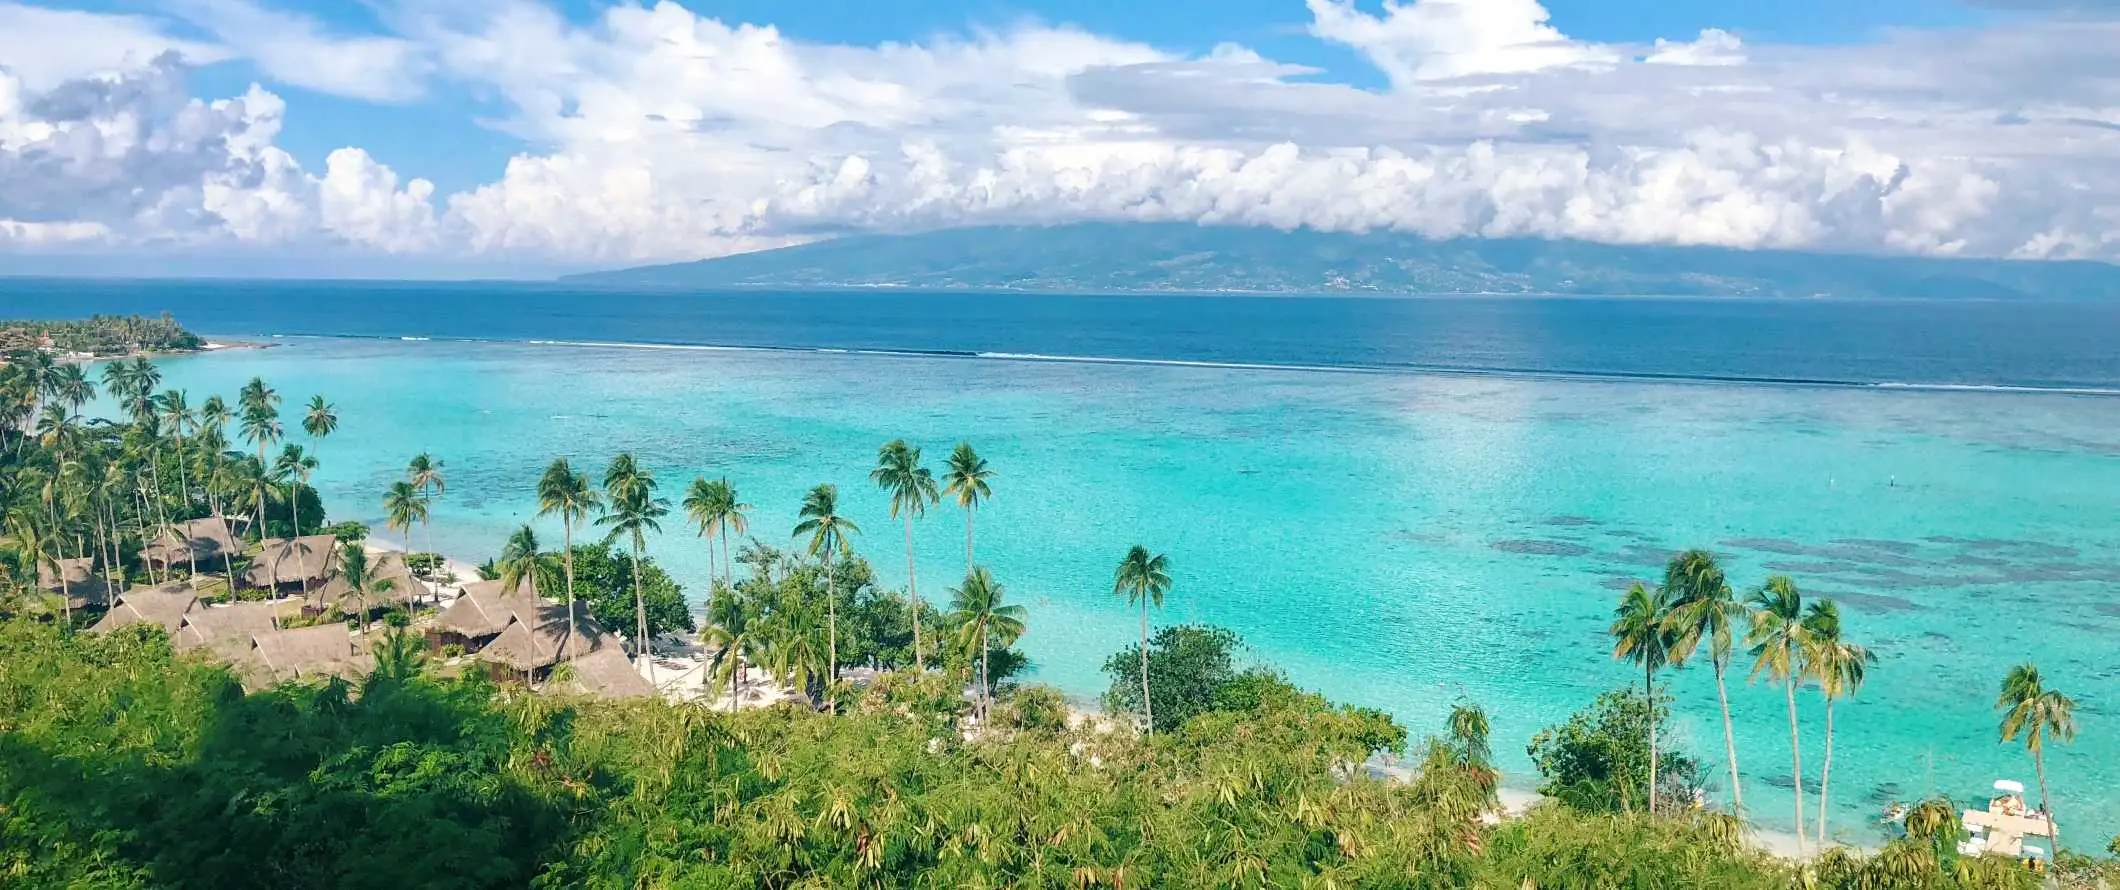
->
{"left": 1113, "top": 545, "right": 1172, "bottom": 734}
{"left": 334, "top": 542, "right": 397, "bottom": 632}
{"left": 406, "top": 453, "right": 444, "bottom": 570}
{"left": 597, "top": 457, "right": 668, "bottom": 682}
{"left": 1805, "top": 598, "right": 1872, "bottom": 845}
{"left": 871, "top": 440, "right": 938, "bottom": 670}
{"left": 1610, "top": 581, "right": 1674, "bottom": 815}
{"left": 237, "top": 377, "right": 280, "bottom": 537}
{"left": 536, "top": 458, "right": 600, "bottom": 663}
{"left": 793, "top": 483, "right": 859, "bottom": 699}
{"left": 942, "top": 443, "right": 992, "bottom": 576}
{"left": 1998, "top": 663, "right": 2076, "bottom": 851}
{"left": 382, "top": 481, "right": 428, "bottom": 608}
{"left": 947, "top": 566, "right": 1027, "bottom": 725}
{"left": 704, "top": 586, "right": 761, "bottom": 710}
{"left": 1748, "top": 574, "right": 1812, "bottom": 854}
{"left": 1662, "top": 549, "right": 1747, "bottom": 814}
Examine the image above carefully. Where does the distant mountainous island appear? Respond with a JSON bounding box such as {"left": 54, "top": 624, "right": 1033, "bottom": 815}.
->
{"left": 565, "top": 223, "right": 2120, "bottom": 300}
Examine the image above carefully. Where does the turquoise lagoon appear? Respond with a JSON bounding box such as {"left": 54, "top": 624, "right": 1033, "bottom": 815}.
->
{"left": 143, "top": 335, "right": 2119, "bottom": 842}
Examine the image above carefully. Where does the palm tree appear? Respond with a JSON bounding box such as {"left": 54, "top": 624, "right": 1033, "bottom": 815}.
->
{"left": 597, "top": 454, "right": 668, "bottom": 681}
{"left": 684, "top": 477, "right": 750, "bottom": 588}
{"left": 382, "top": 481, "right": 428, "bottom": 608}
{"left": 1805, "top": 599, "right": 1872, "bottom": 844}
{"left": 793, "top": 483, "right": 859, "bottom": 699}
{"left": 704, "top": 587, "right": 761, "bottom": 710}
{"left": 303, "top": 396, "right": 337, "bottom": 449}
{"left": 1112, "top": 545, "right": 1171, "bottom": 734}
{"left": 199, "top": 395, "right": 237, "bottom": 550}
{"left": 497, "top": 524, "right": 560, "bottom": 597}
{"left": 1609, "top": 581, "right": 1674, "bottom": 815}
{"left": 272, "top": 442, "right": 319, "bottom": 543}
{"left": 51, "top": 364, "right": 94, "bottom": 413}
{"left": 406, "top": 453, "right": 444, "bottom": 570}
{"left": 1662, "top": 549, "right": 1747, "bottom": 814}
{"left": 1748, "top": 574, "right": 1812, "bottom": 854}
{"left": 237, "top": 377, "right": 280, "bottom": 537}
{"left": 766, "top": 620, "right": 827, "bottom": 702}
{"left": 942, "top": 443, "right": 992, "bottom": 576}
{"left": 537, "top": 458, "right": 600, "bottom": 663}
{"left": 155, "top": 389, "right": 196, "bottom": 533}
{"left": 334, "top": 542, "right": 396, "bottom": 632}
{"left": 947, "top": 566, "right": 1026, "bottom": 725}
{"left": 1998, "top": 663, "right": 2076, "bottom": 851}
{"left": 7, "top": 513, "right": 65, "bottom": 624}
{"left": 871, "top": 440, "right": 938, "bottom": 670}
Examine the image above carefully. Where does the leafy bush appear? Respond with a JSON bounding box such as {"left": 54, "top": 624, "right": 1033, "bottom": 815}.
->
{"left": 1527, "top": 687, "right": 1706, "bottom": 815}
{"left": 1101, "top": 623, "right": 1242, "bottom": 734}
{"left": 563, "top": 542, "right": 695, "bottom": 638}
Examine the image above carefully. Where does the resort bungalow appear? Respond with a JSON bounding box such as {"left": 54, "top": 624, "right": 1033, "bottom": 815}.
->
{"left": 175, "top": 601, "right": 288, "bottom": 661}
{"left": 555, "top": 647, "right": 656, "bottom": 699}
{"left": 430, "top": 578, "right": 544, "bottom": 652}
{"left": 88, "top": 583, "right": 200, "bottom": 635}
{"left": 243, "top": 535, "right": 339, "bottom": 594}
{"left": 37, "top": 556, "right": 113, "bottom": 610}
{"left": 314, "top": 551, "right": 432, "bottom": 614}
{"left": 141, "top": 517, "right": 241, "bottom": 573}
{"left": 248, "top": 624, "right": 371, "bottom": 684}
{"left": 473, "top": 600, "right": 612, "bottom": 679}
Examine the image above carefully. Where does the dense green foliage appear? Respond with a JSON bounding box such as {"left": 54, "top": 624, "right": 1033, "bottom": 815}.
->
{"left": 565, "top": 541, "right": 695, "bottom": 638}
{"left": 1528, "top": 688, "right": 1705, "bottom": 815}
{"left": 0, "top": 314, "right": 203, "bottom": 355}
{"left": 1102, "top": 624, "right": 1239, "bottom": 734}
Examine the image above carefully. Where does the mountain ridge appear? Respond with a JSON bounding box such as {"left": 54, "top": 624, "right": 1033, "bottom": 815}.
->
{"left": 563, "top": 224, "right": 2120, "bottom": 300}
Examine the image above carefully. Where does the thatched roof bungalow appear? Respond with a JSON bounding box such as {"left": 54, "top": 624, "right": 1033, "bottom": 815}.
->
{"left": 175, "top": 601, "right": 286, "bottom": 659}
{"left": 243, "top": 535, "right": 338, "bottom": 590}
{"left": 251, "top": 624, "right": 370, "bottom": 683}
{"left": 314, "top": 551, "right": 432, "bottom": 612}
{"left": 36, "top": 557, "right": 93, "bottom": 591}
{"left": 141, "top": 517, "right": 241, "bottom": 569}
{"left": 87, "top": 583, "right": 199, "bottom": 635}
{"left": 555, "top": 647, "right": 655, "bottom": 699}
{"left": 431, "top": 579, "right": 543, "bottom": 643}
{"left": 473, "top": 601, "right": 610, "bottom": 673}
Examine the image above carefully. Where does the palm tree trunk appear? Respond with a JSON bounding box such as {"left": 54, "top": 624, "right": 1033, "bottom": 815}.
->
{"left": 979, "top": 621, "right": 991, "bottom": 725}
{"left": 290, "top": 483, "right": 310, "bottom": 599}
{"left": 562, "top": 519, "right": 577, "bottom": 663}
{"left": 1817, "top": 699, "right": 1835, "bottom": 844}
{"left": 965, "top": 506, "right": 975, "bottom": 577}
{"left": 254, "top": 441, "right": 266, "bottom": 538}
{"left": 904, "top": 516, "right": 923, "bottom": 672}
{"left": 1785, "top": 678, "right": 1806, "bottom": 854}
{"left": 1715, "top": 657, "right": 1743, "bottom": 813}
{"left": 826, "top": 561, "right": 838, "bottom": 711}
{"left": 2035, "top": 749, "right": 2058, "bottom": 852}
{"left": 1646, "top": 662, "right": 1659, "bottom": 816}
{"left": 173, "top": 434, "right": 197, "bottom": 581}
{"left": 632, "top": 539, "right": 654, "bottom": 684}
{"left": 720, "top": 534, "right": 731, "bottom": 588}
{"left": 1138, "top": 597, "right": 1153, "bottom": 735}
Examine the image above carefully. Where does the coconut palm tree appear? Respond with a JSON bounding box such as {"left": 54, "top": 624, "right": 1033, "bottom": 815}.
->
{"left": 537, "top": 458, "right": 600, "bottom": 663}
{"left": 51, "top": 364, "right": 94, "bottom": 413}
{"left": 1748, "top": 574, "right": 1812, "bottom": 854}
{"left": 1998, "top": 663, "right": 2076, "bottom": 851}
{"left": 942, "top": 443, "right": 992, "bottom": 576}
{"left": 1113, "top": 544, "right": 1171, "bottom": 734}
{"left": 871, "top": 440, "right": 938, "bottom": 670}
{"left": 793, "top": 483, "right": 859, "bottom": 699}
{"left": 6, "top": 512, "right": 65, "bottom": 623}
{"left": 1662, "top": 549, "right": 1747, "bottom": 814}
{"left": 1610, "top": 581, "right": 1674, "bottom": 815}
{"left": 705, "top": 586, "right": 762, "bottom": 710}
{"left": 198, "top": 395, "right": 236, "bottom": 547}
{"left": 272, "top": 443, "right": 319, "bottom": 538}
{"left": 236, "top": 377, "right": 280, "bottom": 537}
{"left": 947, "top": 566, "right": 1026, "bottom": 725}
{"left": 303, "top": 396, "right": 337, "bottom": 448}
{"left": 597, "top": 454, "right": 668, "bottom": 681}
{"left": 497, "top": 524, "right": 560, "bottom": 597}
{"left": 1805, "top": 598, "right": 1872, "bottom": 845}
{"left": 406, "top": 452, "right": 444, "bottom": 570}
{"left": 382, "top": 480, "right": 428, "bottom": 608}
{"left": 334, "top": 542, "right": 396, "bottom": 632}
{"left": 684, "top": 477, "right": 750, "bottom": 588}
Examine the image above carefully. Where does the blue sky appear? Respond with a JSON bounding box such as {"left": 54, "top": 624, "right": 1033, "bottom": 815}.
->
{"left": 0, "top": 0, "right": 2114, "bottom": 276}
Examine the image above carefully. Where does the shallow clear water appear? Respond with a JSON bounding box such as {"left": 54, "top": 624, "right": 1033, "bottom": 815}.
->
{"left": 124, "top": 333, "right": 2120, "bottom": 844}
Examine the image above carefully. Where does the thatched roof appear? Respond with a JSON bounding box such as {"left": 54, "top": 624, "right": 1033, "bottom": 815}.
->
{"left": 432, "top": 579, "right": 542, "bottom": 639}
{"left": 557, "top": 647, "right": 654, "bottom": 699}
{"left": 252, "top": 624, "right": 364, "bottom": 681}
{"left": 142, "top": 517, "right": 240, "bottom": 566}
{"left": 36, "top": 557, "right": 94, "bottom": 591}
{"left": 176, "top": 601, "right": 284, "bottom": 656}
{"left": 244, "top": 535, "right": 338, "bottom": 586}
{"left": 473, "top": 602, "right": 609, "bottom": 672}
{"left": 315, "top": 551, "right": 432, "bottom": 610}
{"left": 88, "top": 583, "right": 199, "bottom": 634}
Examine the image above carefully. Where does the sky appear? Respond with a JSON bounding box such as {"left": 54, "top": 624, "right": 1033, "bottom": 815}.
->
{"left": 1, "top": 0, "right": 2117, "bottom": 278}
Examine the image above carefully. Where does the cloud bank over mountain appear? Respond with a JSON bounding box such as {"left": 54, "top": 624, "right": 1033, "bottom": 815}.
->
{"left": 2, "top": 0, "right": 2118, "bottom": 273}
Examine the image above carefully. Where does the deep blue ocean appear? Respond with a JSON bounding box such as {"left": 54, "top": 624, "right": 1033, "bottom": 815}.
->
{"left": 8, "top": 276, "right": 2119, "bottom": 843}
{"left": 10, "top": 278, "right": 2120, "bottom": 389}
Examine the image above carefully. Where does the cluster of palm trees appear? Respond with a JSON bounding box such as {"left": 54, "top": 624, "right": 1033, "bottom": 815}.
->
{"left": 1611, "top": 549, "right": 2081, "bottom": 855}
{"left": 1, "top": 355, "right": 336, "bottom": 615}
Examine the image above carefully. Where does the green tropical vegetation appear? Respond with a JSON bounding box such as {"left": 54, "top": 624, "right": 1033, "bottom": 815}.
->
{"left": 3, "top": 329, "right": 2116, "bottom": 888}
{"left": 0, "top": 313, "right": 204, "bottom": 355}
